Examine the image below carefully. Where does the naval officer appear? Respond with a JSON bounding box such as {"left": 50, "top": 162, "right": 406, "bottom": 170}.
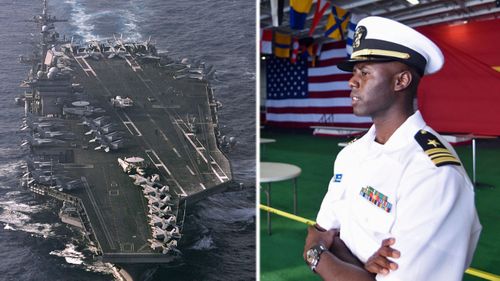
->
{"left": 303, "top": 16, "right": 482, "bottom": 281}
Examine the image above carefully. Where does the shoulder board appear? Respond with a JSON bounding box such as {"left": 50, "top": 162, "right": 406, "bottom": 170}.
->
{"left": 414, "top": 130, "right": 461, "bottom": 167}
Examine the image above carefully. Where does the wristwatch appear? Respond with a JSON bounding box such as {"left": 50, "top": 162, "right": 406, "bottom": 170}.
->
{"left": 306, "top": 244, "right": 328, "bottom": 273}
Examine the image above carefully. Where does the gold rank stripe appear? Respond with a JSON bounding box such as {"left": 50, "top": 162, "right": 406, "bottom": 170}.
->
{"left": 425, "top": 148, "right": 451, "bottom": 155}
{"left": 429, "top": 152, "right": 455, "bottom": 160}
{"left": 432, "top": 156, "right": 461, "bottom": 165}
{"left": 427, "top": 150, "right": 453, "bottom": 156}
{"left": 432, "top": 155, "right": 458, "bottom": 162}
{"left": 352, "top": 49, "right": 411, "bottom": 59}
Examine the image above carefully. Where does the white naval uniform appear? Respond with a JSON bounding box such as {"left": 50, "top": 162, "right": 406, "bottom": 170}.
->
{"left": 316, "top": 111, "right": 482, "bottom": 281}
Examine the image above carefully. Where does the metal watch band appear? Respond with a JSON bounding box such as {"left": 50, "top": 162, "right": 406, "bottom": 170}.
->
{"left": 309, "top": 244, "right": 327, "bottom": 273}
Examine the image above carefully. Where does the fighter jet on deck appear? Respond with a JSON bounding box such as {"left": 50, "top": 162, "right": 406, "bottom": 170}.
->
{"left": 93, "top": 138, "right": 126, "bottom": 153}
{"left": 21, "top": 135, "right": 66, "bottom": 147}
{"left": 148, "top": 205, "right": 173, "bottom": 216}
{"left": 152, "top": 225, "right": 181, "bottom": 242}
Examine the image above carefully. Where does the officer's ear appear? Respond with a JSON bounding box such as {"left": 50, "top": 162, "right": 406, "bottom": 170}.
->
{"left": 394, "top": 70, "right": 412, "bottom": 92}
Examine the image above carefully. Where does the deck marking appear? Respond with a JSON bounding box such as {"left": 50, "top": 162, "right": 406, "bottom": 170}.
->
{"left": 152, "top": 105, "right": 180, "bottom": 109}
{"left": 62, "top": 164, "right": 94, "bottom": 169}
{"left": 73, "top": 56, "right": 97, "bottom": 77}
{"left": 114, "top": 111, "right": 135, "bottom": 136}
{"left": 137, "top": 73, "right": 155, "bottom": 94}
{"left": 145, "top": 149, "right": 171, "bottom": 176}
{"left": 122, "top": 123, "right": 135, "bottom": 136}
{"left": 186, "top": 165, "right": 195, "bottom": 176}
{"left": 209, "top": 155, "right": 230, "bottom": 183}
{"left": 173, "top": 117, "right": 230, "bottom": 183}
{"left": 144, "top": 149, "right": 187, "bottom": 196}
{"left": 81, "top": 177, "right": 116, "bottom": 249}
{"left": 172, "top": 148, "right": 181, "bottom": 158}
{"left": 121, "top": 111, "right": 142, "bottom": 136}
{"left": 124, "top": 54, "right": 142, "bottom": 72}
{"left": 146, "top": 114, "right": 169, "bottom": 141}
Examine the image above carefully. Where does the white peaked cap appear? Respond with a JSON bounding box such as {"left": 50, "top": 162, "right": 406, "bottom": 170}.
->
{"left": 338, "top": 16, "right": 444, "bottom": 75}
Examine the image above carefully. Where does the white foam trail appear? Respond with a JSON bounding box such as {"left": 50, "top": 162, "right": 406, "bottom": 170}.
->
{"left": 4, "top": 223, "right": 16, "bottom": 230}
{"left": 50, "top": 243, "right": 85, "bottom": 265}
{"left": 83, "top": 260, "right": 115, "bottom": 276}
{"left": 226, "top": 207, "right": 255, "bottom": 223}
{"left": 0, "top": 200, "right": 49, "bottom": 214}
{"left": 5, "top": 190, "right": 22, "bottom": 196}
{"left": 122, "top": 10, "right": 141, "bottom": 41}
{"left": 49, "top": 243, "right": 116, "bottom": 277}
{"left": 200, "top": 205, "right": 255, "bottom": 224}
{"left": 0, "top": 147, "right": 24, "bottom": 157}
{"left": 64, "top": 0, "right": 142, "bottom": 41}
{"left": 0, "top": 157, "right": 57, "bottom": 237}
{"left": 0, "top": 199, "right": 57, "bottom": 238}
{"left": 64, "top": 0, "right": 95, "bottom": 41}
{"left": 190, "top": 235, "right": 216, "bottom": 250}
{"left": 244, "top": 71, "right": 256, "bottom": 81}
{"left": 0, "top": 160, "right": 24, "bottom": 179}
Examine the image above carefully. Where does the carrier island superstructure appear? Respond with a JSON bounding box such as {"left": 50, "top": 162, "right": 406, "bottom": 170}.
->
{"left": 18, "top": 0, "right": 233, "bottom": 265}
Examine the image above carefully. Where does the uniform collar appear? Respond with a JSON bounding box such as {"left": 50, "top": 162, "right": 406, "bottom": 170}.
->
{"left": 364, "top": 110, "right": 427, "bottom": 152}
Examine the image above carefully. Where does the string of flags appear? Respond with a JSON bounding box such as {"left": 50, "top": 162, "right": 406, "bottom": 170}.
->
{"left": 262, "top": 1, "right": 372, "bottom": 129}
{"left": 289, "top": 0, "right": 313, "bottom": 30}
{"left": 261, "top": 0, "right": 365, "bottom": 62}
{"left": 324, "top": 6, "right": 350, "bottom": 41}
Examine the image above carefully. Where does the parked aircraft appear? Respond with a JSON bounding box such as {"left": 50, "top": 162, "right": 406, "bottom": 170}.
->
{"left": 110, "top": 96, "right": 133, "bottom": 108}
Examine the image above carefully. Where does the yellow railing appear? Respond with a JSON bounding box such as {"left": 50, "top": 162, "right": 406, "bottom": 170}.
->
{"left": 260, "top": 204, "right": 500, "bottom": 281}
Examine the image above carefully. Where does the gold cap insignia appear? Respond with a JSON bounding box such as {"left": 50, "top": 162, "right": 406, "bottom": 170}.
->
{"left": 353, "top": 26, "right": 366, "bottom": 49}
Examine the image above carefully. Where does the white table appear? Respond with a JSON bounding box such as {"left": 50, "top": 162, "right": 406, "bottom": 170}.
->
{"left": 260, "top": 138, "right": 276, "bottom": 156}
{"left": 260, "top": 162, "right": 302, "bottom": 235}
{"left": 260, "top": 138, "right": 276, "bottom": 144}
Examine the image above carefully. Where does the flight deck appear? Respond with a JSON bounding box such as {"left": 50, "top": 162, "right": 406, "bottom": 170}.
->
{"left": 20, "top": 0, "right": 232, "bottom": 264}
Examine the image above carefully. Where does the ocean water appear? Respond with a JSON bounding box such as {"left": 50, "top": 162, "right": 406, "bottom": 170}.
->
{"left": 0, "top": 0, "right": 255, "bottom": 280}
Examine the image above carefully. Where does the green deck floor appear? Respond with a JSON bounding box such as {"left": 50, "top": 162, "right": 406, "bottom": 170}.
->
{"left": 260, "top": 131, "right": 500, "bottom": 281}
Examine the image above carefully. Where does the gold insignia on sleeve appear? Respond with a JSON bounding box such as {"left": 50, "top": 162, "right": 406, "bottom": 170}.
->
{"left": 427, "top": 139, "right": 440, "bottom": 148}
{"left": 414, "top": 130, "right": 461, "bottom": 167}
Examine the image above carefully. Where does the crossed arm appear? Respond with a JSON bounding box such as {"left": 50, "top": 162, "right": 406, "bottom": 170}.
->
{"left": 303, "top": 225, "right": 400, "bottom": 281}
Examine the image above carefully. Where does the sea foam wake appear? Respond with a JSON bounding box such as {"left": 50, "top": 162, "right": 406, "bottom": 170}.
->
{"left": 63, "top": 0, "right": 143, "bottom": 42}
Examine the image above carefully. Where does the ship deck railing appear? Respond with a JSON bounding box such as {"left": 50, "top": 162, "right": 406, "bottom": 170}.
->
{"left": 27, "top": 181, "right": 103, "bottom": 255}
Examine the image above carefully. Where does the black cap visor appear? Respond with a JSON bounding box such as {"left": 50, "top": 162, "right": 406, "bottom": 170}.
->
{"left": 337, "top": 56, "right": 424, "bottom": 77}
{"left": 337, "top": 56, "right": 396, "bottom": 73}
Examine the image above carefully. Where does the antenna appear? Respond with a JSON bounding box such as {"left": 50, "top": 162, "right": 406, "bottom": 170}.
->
{"left": 43, "top": 0, "right": 48, "bottom": 17}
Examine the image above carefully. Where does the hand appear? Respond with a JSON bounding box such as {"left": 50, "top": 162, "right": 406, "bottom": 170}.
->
{"left": 303, "top": 224, "right": 338, "bottom": 262}
{"left": 364, "top": 238, "right": 400, "bottom": 276}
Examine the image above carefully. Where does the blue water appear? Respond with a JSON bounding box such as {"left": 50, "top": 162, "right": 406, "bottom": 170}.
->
{"left": 0, "top": 0, "right": 255, "bottom": 280}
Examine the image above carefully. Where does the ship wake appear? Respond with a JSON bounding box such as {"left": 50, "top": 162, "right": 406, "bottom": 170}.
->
{"left": 0, "top": 199, "right": 58, "bottom": 238}
{"left": 50, "top": 242, "right": 119, "bottom": 278}
{"left": 64, "top": 0, "right": 142, "bottom": 41}
{"left": 190, "top": 235, "right": 216, "bottom": 250}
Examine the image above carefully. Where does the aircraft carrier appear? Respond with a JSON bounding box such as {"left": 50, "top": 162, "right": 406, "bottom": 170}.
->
{"left": 17, "top": 0, "right": 233, "bottom": 273}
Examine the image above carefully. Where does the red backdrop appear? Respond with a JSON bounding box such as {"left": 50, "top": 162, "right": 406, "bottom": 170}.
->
{"left": 417, "top": 18, "right": 500, "bottom": 136}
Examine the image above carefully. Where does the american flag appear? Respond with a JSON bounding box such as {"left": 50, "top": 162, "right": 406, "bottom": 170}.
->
{"left": 265, "top": 40, "right": 372, "bottom": 128}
